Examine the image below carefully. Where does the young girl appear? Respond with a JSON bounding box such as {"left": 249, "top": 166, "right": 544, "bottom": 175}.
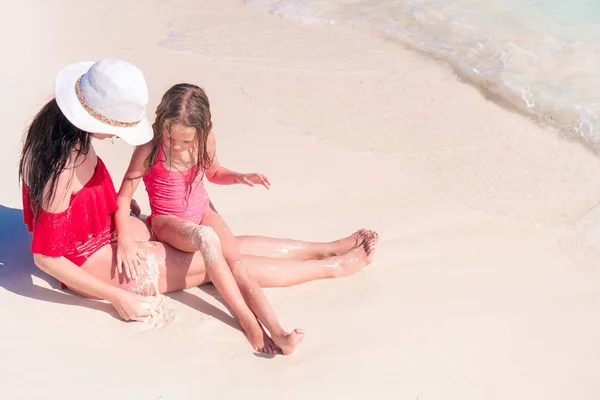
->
{"left": 114, "top": 83, "right": 311, "bottom": 355}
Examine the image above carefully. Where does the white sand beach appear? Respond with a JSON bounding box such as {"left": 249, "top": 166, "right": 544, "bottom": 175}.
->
{"left": 2, "top": 1, "right": 600, "bottom": 399}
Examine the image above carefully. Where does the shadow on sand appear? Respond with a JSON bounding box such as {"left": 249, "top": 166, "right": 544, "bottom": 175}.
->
{"left": 0, "top": 204, "right": 119, "bottom": 317}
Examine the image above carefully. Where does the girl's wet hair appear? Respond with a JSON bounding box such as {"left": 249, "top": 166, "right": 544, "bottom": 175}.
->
{"left": 146, "top": 83, "right": 213, "bottom": 194}
{"left": 19, "top": 99, "right": 91, "bottom": 221}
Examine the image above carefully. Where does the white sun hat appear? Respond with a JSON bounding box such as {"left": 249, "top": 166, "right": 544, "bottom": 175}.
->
{"left": 54, "top": 58, "right": 153, "bottom": 145}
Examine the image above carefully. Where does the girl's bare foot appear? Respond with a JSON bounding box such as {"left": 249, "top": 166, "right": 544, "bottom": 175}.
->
{"left": 272, "top": 328, "right": 305, "bottom": 355}
{"left": 259, "top": 324, "right": 280, "bottom": 354}
{"left": 239, "top": 316, "right": 278, "bottom": 354}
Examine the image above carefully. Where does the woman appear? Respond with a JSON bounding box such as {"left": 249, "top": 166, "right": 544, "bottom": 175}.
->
{"left": 19, "top": 58, "right": 377, "bottom": 325}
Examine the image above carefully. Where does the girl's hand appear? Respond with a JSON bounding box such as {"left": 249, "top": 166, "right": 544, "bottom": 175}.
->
{"left": 234, "top": 173, "right": 271, "bottom": 189}
{"left": 116, "top": 238, "right": 147, "bottom": 280}
{"left": 111, "top": 290, "right": 152, "bottom": 322}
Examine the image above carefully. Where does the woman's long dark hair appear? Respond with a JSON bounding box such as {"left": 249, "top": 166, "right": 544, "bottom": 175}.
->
{"left": 145, "top": 83, "right": 213, "bottom": 195}
{"left": 18, "top": 98, "right": 91, "bottom": 221}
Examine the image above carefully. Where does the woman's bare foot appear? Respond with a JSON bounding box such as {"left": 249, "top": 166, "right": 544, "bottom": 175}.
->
{"left": 329, "top": 229, "right": 378, "bottom": 257}
{"left": 366, "top": 229, "right": 379, "bottom": 245}
{"left": 272, "top": 328, "right": 305, "bottom": 355}
{"left": 333, "top": 235, "right": 377, "bottom": 277}
{"left": 239, "top": 316, "right": 278, "bottom": 354}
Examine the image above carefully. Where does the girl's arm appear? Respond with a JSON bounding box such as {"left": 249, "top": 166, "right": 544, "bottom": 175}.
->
{"left": 204, "top": 131, "right": 271, "bottom": 189}
{"left": 34, "top": 254, "right": 151, "bottom": 321}
{"left": 115, "top": 143, "right": 153, "bottom": 278}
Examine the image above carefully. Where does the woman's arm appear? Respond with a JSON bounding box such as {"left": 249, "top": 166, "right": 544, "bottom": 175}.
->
{"left": 29, "top": 153, "right": 150, "bottom": 321}
{"left": 28, "top": 157, "right": 110, "bottom": 295}
{"left": 34, "top": 254, "right": 119, "bottom": 300}
{"left": 34, "top": 254, "right": 151, "bottom": 321}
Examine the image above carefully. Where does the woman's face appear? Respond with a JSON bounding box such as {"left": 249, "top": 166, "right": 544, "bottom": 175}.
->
{"left": 92, "top": 133, "right": 117, "bottom": 140}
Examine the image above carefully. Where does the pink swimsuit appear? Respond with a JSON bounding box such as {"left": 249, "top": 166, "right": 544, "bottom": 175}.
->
{"left": 143, "top": 151, "right": 210, "bottom": 225}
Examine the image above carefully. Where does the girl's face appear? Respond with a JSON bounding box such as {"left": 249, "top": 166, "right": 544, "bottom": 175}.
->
{"left": 162, "top": 123, "right": 196, "bottom": 153}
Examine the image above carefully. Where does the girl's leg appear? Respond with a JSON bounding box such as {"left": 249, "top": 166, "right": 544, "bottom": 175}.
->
{"left": 149, "top": 214, "right": 278, "bottom": 354}
{"left": 202, "top": 208, "right": 304, "bottom": 355}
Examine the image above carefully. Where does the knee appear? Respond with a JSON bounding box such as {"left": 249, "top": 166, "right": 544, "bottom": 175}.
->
{"left": 191, "top": 226, "right": 223, "bottom": 260}
{"left": 192, "top": 225, "right": 221, "bottom": 247}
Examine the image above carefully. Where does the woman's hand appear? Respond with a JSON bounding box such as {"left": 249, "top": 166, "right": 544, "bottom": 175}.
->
{"left": 234, "top": 173, "right": 271, "bottom": 189}
{"left": 111, "top": 290, "right": 152, "bottom": 322}
{"left": 116, "top": 238, "right": 146, "bottom": 280}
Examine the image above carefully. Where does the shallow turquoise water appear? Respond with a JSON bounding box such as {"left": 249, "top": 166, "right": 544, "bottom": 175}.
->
{"left": 247, "top": 0, "right": 600, "bottom": 151}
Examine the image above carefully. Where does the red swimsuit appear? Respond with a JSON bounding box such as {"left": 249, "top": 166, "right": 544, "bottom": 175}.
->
{"left": 22, "top": 157, "right": 119, "bottom": 287}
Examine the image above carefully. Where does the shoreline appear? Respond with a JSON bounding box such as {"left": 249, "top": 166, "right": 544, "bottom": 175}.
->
{"left": 163, "top": 0, "right": 600, "bottom": 228}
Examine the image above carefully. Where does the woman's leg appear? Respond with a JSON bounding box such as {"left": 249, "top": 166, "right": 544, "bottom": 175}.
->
{"left": 234, "top": 230, "right": 378, "bottom": 260}
{"left": 81, "top": 217, "right": 376, "bottom": 292}
{"left": 209, "top": 200, "right": 378, "bottom": 261}
{"left": 204, "top": 209, "right": 377, "bottom": 288}
{"left": 241, "top": 250, "right": 374, "bottom": 287}
{"left": 202, "top": 208, "right": 304, "bottom": 355}
{"left": 80, "top": 241, "right": 207, "bottom": 295}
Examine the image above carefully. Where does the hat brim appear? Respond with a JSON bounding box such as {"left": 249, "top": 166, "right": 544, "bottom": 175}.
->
{"left": 55, "top": 61, "right": 153, "bottom": 146}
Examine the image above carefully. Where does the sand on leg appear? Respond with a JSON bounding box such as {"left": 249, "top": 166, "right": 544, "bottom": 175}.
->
{"left": 149, "top": 214, "right": 278, "bottom": 354}
{"left": 202, "top": 208, "right": 304, "bottom": 355}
